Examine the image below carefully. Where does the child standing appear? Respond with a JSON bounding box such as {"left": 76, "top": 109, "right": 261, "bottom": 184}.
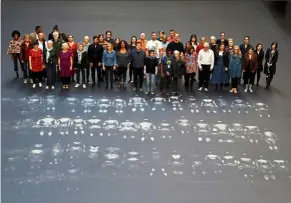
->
{"left": 145, "top": 50, "right": 158, "bottom": 94}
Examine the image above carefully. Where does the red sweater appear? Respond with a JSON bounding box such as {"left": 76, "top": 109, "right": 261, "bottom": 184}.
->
{"left": 196, "top": 44, "right": 204, "bottom": 54}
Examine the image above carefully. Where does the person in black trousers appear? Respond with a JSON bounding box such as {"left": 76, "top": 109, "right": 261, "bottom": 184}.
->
{"left": 264, "top": 42, "right": 279, "bottom": 89}
{"left": 254, "top": 43, "right": 265, "bottom": 86}
{"left": 88, "top": 36, "right": 104, "bottom": 86}
{"left": 44, "top": 40, "right": 58, "bottom": 89}
{"left": 130, "top": 42, "right": 146, "bottom": 91}
{"left": 74, "top": 43, "right": 89, "bottom": 88}
{"left": 128, "top": 36, "right": 137, "bottom": 83}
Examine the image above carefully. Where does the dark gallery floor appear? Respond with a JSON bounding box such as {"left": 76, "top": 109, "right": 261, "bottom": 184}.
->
{"left": 1, "top": 1, "right": 291, "bottom": 203}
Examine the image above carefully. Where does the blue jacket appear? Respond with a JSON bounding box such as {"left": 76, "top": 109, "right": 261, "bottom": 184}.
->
{"left": 102, "top": 50, "right": 117, "bottom": 66}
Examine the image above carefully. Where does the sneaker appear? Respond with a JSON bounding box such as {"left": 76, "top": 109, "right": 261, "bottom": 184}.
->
{"left": 249, "top": 85, "right": 253, "bottom": 93}
{"left": 133, "top": 87, "right": 136, "bottom": 91}
{"left": 24, "top": 79, "right": 27, "bottom": 84}
{"left": 244, "top": 85, "right": 248, "bottom": 92}
{"left": 75, "top": 83, "right": 79, "bottom": 88}
{"left": 145, "top": 91, "right": 149, "bottom": 94}
{"left": 46, "top": 86, "right": 49, "bottom": 89}
{"left": 139, "top": 88, "right": 143, "bottom": 92}
{"left": 229, "top": 88, "right": 234, "bottom": 93}
{"left": 83, "top": 84, "right": 86, "bottom": 88}
{"left": 204, "top": 88, "right": 208, "bottom": 92}
{"left": 39, "top": 83, "right": 42, "bottom": 87}
{"left": 51, "top": 86, "right": 55, "bottom": 90}
{"left": 30, "top": 79, "right": 33, "bottom": 84}
{"left": 198, "top": 87, "right": 203, "bottom": 91}
{"left": 32, "top": 84, "right": 36, "bottom": 88}
{"left": 151, "top": 91, "right": 155, "bottom": 95}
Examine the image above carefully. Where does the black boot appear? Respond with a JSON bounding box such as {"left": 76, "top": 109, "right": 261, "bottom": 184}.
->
{"left": 265, "top": 77, "right": 270, "bottom": 89}
{"left": 15, "top": 71, "right": 19, "bottom": 79}
{"left": 220, "top": 83, "right": 223, "bottom": 91}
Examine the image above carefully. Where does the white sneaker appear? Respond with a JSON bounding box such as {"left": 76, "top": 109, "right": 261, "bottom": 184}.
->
{"left": 30, "top": 79, "right": 33, "bottom": 84}
{"left": 32, "top": 84, "right": 36, "bottom": 88}
{"left": 24, "top": 79, "right": 27, "bottom": 84}
{"left": 198, "top": 87, "right": 203, "bottom": 91}
{"left": 75, "top": 84, "right": 79, "bottom": 88}
{"left": 249, "top": 85, "right": 253, "bottom": 93}
{"left": 244, "top": 85, "right": 248, "bottom": 92}
{"left": 204, "top": 88, "right": 208, "bottom": 92}
{"left": 46, "top": 86, "right": 49, "bottom": 89}
{"left": 83, "top": 84, "right": 86, "bottom": 88}
{"left": 51, "top": 86, "right": 55, "bottom": 90}
{"left": 39, "top": 83, "right": 42, "bottom": 87}
{"left": 229, "top": 89, "right": 234, "bottom": 93}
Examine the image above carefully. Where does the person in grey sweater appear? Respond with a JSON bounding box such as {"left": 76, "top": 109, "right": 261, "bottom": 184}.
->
{"left": 130, "top": 42, "right": 146, "bottom": 91}
{"left": 116, "top": 40, "right": 131, "bottom": 89}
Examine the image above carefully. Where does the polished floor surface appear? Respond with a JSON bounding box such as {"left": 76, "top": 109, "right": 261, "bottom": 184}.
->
{"left": 1, "top": 1, "right": 291, "bottom": 203}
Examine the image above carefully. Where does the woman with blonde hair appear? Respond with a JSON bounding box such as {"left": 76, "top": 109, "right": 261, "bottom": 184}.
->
{"left": 58, "top": 43, "right": 73, "bottom": 89}
{"left": 228, "top": 45, "right": 242, "bottom": 94}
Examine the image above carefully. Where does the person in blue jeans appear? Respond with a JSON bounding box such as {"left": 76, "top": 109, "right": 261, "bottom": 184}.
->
{"left": 145, "top": 50, "right": 158, "bottom": 94}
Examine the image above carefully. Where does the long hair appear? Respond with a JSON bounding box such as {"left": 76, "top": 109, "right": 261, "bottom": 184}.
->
{"left": 190, "top": 34, "right": 198, "bottom": 44}
{"left": 255, "top": 43, "right": 263, "bottom": 51}
{"left": 130, "top": 36, "right": 137, "bottom": 46}
{"left": 117, "top": 40, "right": 129, "bottom": 51}
{"left": 270, "top": 41, "right": 278, "bottom": 50}
{"left": 232, "top": 45, "right": 241, "bottom": 56}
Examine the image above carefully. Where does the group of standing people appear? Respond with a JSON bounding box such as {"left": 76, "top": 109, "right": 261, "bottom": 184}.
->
{"left": 7, "top": 25, "right": 279, "bottom": 95}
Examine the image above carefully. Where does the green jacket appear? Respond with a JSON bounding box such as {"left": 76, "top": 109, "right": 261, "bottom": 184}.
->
{"left": 53, "top": 39, "right": 63, "bottom": 55}
{"left": 45, "top": 47, "right": 58, "bottom": 64}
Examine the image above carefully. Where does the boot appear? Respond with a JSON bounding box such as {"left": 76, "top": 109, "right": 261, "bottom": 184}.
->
{"left": 249, "top": 85, "right": 253, "bottom": 93}
{"left": 220, "top": 83, "right": 223, "bottom": 91}
{"left": 265, "top": 76, "right": 270, "bottom": 89}
{"left": 190, "top": 80, "right": 194, "bottom": 92}
{"left": 15, "top": 71, "right": 19, "bottom": 79}
{"left": 244, "top": 85, "right": 248, "bottom": 92}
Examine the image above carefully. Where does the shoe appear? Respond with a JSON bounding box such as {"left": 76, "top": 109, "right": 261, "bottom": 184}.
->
{"left": 75, "top": 83, "right": 79, "bottom": 88}
{"left": 198, "top": 87, "right": 203, "bottom": 91}
{"left": 151, "top": 91, "right": 155, "bottom": 95}
{"left": 230, "top": 88, "right": 234, "bottom": 93}
{"left": 244, "top": 85, "right": 248, "bottom": 92}
{"left": 249, "top": 85, "right": 253, "bottom": 93}
{"left": 204, "top": 88, "right": 208, "bottom": 92}
{"left": 30, "top": 79, "right": 33, "bottom": 84}
{"left": 65, "top": 85, "right": 69, "bottom": 89}
{"left": 24, "top": 79, "right": 27, "bottom": 84}
{"left": 128, "top": 80, "right": 131, "bottom": 84}
{"left": 32, "top": 84, "right": 36, "bottom": 88}
{"left": 133, "top": 87, "right": 136, "bottom": 91}
{"left": 46, "top": 86, "right": 49, "bottom": 89}
{"left": 105, "top": 85, "right": 108, "bottom": 89}
{"left": 62, "top": 85, "right": 65, "bottom": 89}
{"left": 145, "top": 91, "right": 149, "bottom": 94}
{"left": 139, "top": 88, "right": 143, "bottom": 92}
{"left": 39, "top": 83, "right": 42, "bottom": 87}
{"left": 123, "top": 84, "right": 126, "bottom": 89}
{"left": 83, "top": 84, "right": 86, "bottom": 88}
{"left": 87, "top": 81, "right": 90, "bottom": 84}
{"left": 111, "top": 86, "right": 113, "bottom": 89}
{"left": 51, "top": 86, "right": 55, "bottom": 90}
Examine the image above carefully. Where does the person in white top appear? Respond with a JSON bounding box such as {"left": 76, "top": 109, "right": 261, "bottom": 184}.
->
{"left": 197, "top": 42, "right": 214, "bottom": 92}
{"left": 146, "top": 32, "right": 162, "bottom": 59}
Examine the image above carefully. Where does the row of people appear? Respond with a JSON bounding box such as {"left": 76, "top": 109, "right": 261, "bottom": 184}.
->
{"left": 7, "top": 27, "right": 279, "bottom": 94}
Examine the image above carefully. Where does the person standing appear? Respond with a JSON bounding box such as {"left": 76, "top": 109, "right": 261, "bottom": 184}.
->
{"left": 145, "top": 50, "right": 159, "bottom": 94}
{"left": 105, "top": 30, "right": 114, "bottom": 44}
{"left": 45, "top": 40, "right": 58, "bottom": 90}
{"left": 74, "top": 43, "right": 89, "bottom": 88}
{"left": 88, "top": 36, "right": 104, "bottom": 86}
{"left": 52, "top": 31, "right": 64, "bottom": 79}
{"left": 102, "top": 43, "right": 117, "bottom": 89}
{"left": 83, "top": 36, "right": 91, "bottom": 83}
{"left": 130, "top": 42, "right": 146, "bottom": 91}
{"left": 128, "top": 36, "right": 137, "bottom": 84}
{"left": 29, "top": 41, "right": 45, "bottom": 88}
{"left": 116, "top": 40, "right": 131, "bottom": 89}
{"left": 211, "top": 43, "right": 229, "bottom": 91}
{"left": 138, "top": 33, "right": 148, "bottom": 51}
{"left": 20, "top": 34, "right": 33, "bottom": 83}
{"left": 216, "top": 32, "right": 229, "bottom": 47}
{"left": 242, "top": 48, "right": 257, "bottom": 92}
{"left": 171, "top": 50, "right": 186, "bottom": 96}
{"left": 67, "top": 35, "right": 77, "bottom": 82}
{"left": 264, "top": 42, "right": 278, "bottom": 89}
{"left": 184, "top": 46, "right": 197, "bottom": 92}
{"left": 7, "top": 30, "right": 24, "bottom": 79}
{"left": 229, "top": 45, "right": 242, "bottom": 94}
{"left": 38, "top": 32, "right": 47, "bottom": 79}
{"left": 166, "top": 33, "right": 184, "bottom": 55}
{"left": 255, "top": 43, "right": 265, "bottom": 86}
{"left": 30, "top": 25, "right": 43, "bottom": 43}
{"left": 160, "top": 50, "right": 173, "bottom": 95}
{"left": 197, "top": 42, "right": 215, "bottom": 92}
{"left": 58, "top": 43, "right": 73, "bottom": 89}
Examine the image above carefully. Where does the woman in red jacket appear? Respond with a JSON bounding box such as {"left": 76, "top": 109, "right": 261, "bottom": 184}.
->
{"left": 29, "top": 41, "right": 45, "bottom": 88}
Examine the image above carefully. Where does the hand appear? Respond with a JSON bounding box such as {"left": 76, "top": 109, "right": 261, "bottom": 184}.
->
{"left": 21, "top": 61, "right": 24, "bottom": 63}
{"left": 243, "top": 70, "right": 245, "bottom": 72}
{"left": 144, "top": 71, "right": 146, "bottom": 75}
{"left": 90, "top": 63, "right": 93, "bottom": 68}
{"left": 199, "top": 67, "right": 203, "bottom": 71}
{"left": 30, "top": 66, "right": 32, "bottom": 71}
{"left": 98, "top": 62, "right": 101, "bottom": 67}
{"left": 42, "top": 64, "right": 46, "bottom": 68}
{"left": 225, "top": 67, "right": 228, "bottom": 71}
{"left": 113, "top": 66, "right": 116, "bottom": 71}
{"left": 210, "top": 67, "right": 213, "bottom": 71}
{"left": 102, "top": 66, "right": 105, "bottom": 71}
{"left": 70, "top": 66, "right": 72, "bottom": 71}
{"left": 127, "top": 64, "right": 130, "bottom": 68}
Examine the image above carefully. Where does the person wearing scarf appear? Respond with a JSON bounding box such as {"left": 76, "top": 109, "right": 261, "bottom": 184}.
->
{"left": 74, "top": 43, "right": 89, "bottom": 88}
{"left": 171, "top": 50, "right": 186, "bottom": 96}
{"left": 45, "top": 40, "right": 58, "bottom": 89}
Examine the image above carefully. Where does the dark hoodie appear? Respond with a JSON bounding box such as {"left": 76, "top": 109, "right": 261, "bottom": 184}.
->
{"left": 171, "top": 57, "right": 186, "bottom": 78}
{"left": 145, "top": 56, "right": 158, "bottom": 74}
